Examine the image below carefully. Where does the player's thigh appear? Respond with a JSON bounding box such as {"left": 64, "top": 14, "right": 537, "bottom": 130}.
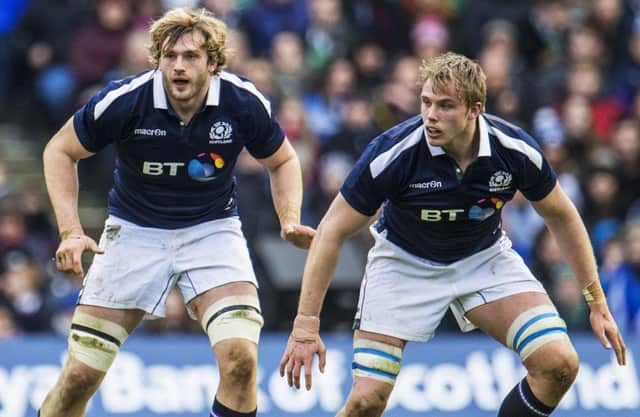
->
{"left": 176, "top": 217, "right": 259, "bottom": 313}
{"left": 354, "top": 227, "right": 455, "bottom": 342}
{"left": 188, "top": 281, "right": 258, "bottom": 321}
{"left": 189, "top": 281, "right": 263, "bottom": 352}
{"left": 75, "top": 304, "right": 146, "bottom": 334}
{"left": 464, "top": 291, "right": 553, "bottom": 345}
{"left": 80, "top": 216, "right": 174, "bottom": 316}
{"left": 349, "top": 330, "right": 405, "bottom": 395}
{"left": 63, "top": 305, "right": 145, "bottom": 377}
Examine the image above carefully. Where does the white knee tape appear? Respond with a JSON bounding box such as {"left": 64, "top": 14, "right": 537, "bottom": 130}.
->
{"left": 352, "top": 339, "right": 403, "bottom": 385}
{"left": 506, "top": 305, "right": 569, "bottom": 361}
{"left": 68, "top": 312, "right": 129, "bottom": 372}
{"left": 201, "top": 295, "right": 264, "bottom": 346}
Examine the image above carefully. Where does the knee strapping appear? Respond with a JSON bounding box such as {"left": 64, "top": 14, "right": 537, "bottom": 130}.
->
{"left": 352, "top": 339, "right": 403, "bottom": 385}
{"left": 68, "top": 312, "right": 129, "bottom": 372}
{"left": 201, "top": 295, "right": 264, "bottom": 346}
{"left": 506, "top": 305, "right": 569, "bottom": 361}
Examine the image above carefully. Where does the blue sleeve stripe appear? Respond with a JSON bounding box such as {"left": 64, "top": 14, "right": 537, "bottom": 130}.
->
{"left": 516, "top": 328, "right": 568, "bottom": 354}
{"left": 351, "top": 362, "right": 398, "bottom": 380}
{"left": 513, "top": 312, "right": 558, "bottom": 349}
{"left": 354, "top": 347, "right": 401, "bottom": 362}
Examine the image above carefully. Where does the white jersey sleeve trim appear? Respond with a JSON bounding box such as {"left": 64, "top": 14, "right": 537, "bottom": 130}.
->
{"left": 152, "top": 70, "right": 167, "bottom": 109}
{"left": 206, "top": 75, "right": 221, "bottom": 106}
{"left": 94, "top": 71, "right": 155, "bottom": 120}
{"left": 219, "top": 71, "right": 271, "bottom": 116}
{"left": 370, "top": 126, "right": 424, "bottom": 179}
{"left": 478, "top": 115, "right": 492, "bottom": 156}
{"left": 491, "top": 126, "right": 544, "bottom": 170}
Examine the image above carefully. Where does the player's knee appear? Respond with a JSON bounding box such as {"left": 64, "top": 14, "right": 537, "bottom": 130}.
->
{"left": 217, "top": 342, "right": 257, "bottom": 387}
{"left": 344, "top": 392, "right": 388, "bottom": 417}
{"left": 57, "top": 364, "right": 102, "bottom": 407}
{"left": 529, "top": 344, "right": 580, "bottom": 391}
{"left": 506, "top": 304, "right": 570, "bottom": 362}
{"left": 67, "top": 312, "right": 129, "bottom": 372}
{"left": 200, "top": 295, "right": 264, "bottom": 347}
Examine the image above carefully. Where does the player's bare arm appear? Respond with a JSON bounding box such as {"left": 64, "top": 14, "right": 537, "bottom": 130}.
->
{"left": 259, "top": 137, "right": 315, "bottom": 248}
{"left": 280, "top": 193, "right": 371, "bottom": 390}
{"left": 43, "top": 117, "right": 103, "bottom": 278}
{"left": 531, "top": 182, "right": 627, "bottom": 365}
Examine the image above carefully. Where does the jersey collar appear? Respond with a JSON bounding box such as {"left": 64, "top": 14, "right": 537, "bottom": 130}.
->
{"left": 152, "top": 70, "right": 221, "bottom": 110}
{"left": 424, "top": 114, "right": 492, "bottom": 157}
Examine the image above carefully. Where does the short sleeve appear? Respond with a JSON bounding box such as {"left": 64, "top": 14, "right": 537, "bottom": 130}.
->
{"left": 243, "top": 96, "right": 285, "bottom": 159}
{"left": 340, "top": 139, "right": 395, "bottom": 216}
{"left": 516, "top": 129, "right": 557, "bottom": 201}
{"left": 73, "top": 81, "right": 130, "bottom": 153}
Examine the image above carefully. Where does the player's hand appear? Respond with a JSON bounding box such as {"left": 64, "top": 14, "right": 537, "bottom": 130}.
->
{"left": 55, "top": 234, "right": 104, "bottom": 278}
{"left": 281, "top": 224, "right": 316, "bottom": 249}
{"left": 588, "top": 302, "right": 626, "bottom": 366}
{"left": 279, "top": 314, "right": 326, "bottom": 390}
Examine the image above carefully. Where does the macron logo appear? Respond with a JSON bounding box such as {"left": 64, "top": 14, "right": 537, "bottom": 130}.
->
{"left": 134, "top": 128, "right": 167, "bottom": 137}
{"left": 409, "top": 180, "right": 442, "bottom": 190}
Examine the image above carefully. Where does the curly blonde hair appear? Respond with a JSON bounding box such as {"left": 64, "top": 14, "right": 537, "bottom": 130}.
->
{"left": 149, "top": 8, "right": 228, "bottom": 74}
{"left": 418, "top": 52, "right": 486, "bottom": 110}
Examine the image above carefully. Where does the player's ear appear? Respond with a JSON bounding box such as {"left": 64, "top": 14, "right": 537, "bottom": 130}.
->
{"left": 208, "top": 59, "right": 217, "bottom": 75}
{"left": 468, "top": 102, "right": 483, "bottom": 119}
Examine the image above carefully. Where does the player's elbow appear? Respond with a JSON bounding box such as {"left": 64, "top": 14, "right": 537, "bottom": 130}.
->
{"left": 315, "top": 218, "right": 349, "bottom": 245}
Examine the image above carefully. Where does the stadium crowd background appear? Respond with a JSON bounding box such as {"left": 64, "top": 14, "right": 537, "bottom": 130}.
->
{"left": 0, "top": 0, "right": 640, "bottom": 339}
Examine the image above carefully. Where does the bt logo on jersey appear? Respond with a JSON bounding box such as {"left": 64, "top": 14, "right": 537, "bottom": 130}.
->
{"left": 142, "top": 161, "right": 185, "bottom": 176}
{"left": 142, "top": 153, "right": 226, "bottom": 181}
{"left": 420, "top": 209, "right": 465, "bottom": 221}
{"left": 420, "top": 198, "right": 505, "bottom": 222}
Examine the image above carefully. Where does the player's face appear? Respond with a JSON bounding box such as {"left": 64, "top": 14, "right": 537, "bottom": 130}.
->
{"left": 159, "top": 31, "right": 215, "bottom": 106}
{"left": 420, "top": 79, "right": 477, "bottom": 148}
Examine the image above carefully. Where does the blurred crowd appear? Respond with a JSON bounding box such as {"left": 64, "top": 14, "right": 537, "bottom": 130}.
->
{"left": 1, "top": 0, "right": 640, "bottom": 339}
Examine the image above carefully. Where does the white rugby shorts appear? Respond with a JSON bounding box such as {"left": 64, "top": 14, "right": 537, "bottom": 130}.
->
{"left": 79, "top": 215, "right": 258, "bottom": 318}
{"left": 353, "top": 226, "right": 546, "bottom": 341}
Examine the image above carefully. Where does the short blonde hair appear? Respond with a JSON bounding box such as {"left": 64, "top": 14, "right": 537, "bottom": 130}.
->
{"left": 149, "top": 8, "right": 228, "bottom": 74}
{"left": 418, "top": 52, "right": 486, "bottom": 110}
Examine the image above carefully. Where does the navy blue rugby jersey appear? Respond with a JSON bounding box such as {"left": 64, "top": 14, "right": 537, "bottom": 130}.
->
{"left": 340, "top": 113, "right": 557, "bottom": 263}
{"left": 73, "top": 69, "right": 284, "bottom": 228}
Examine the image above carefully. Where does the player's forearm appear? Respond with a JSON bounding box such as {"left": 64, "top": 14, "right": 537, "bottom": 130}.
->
{"left": 297, "top": 222, "right": 344, "bottom": 317}
{"left": 544, "top": 208, "right": 600, "bottom": 289}
{"left": 268, "top": 154, "right": 303, "bottom": 227}
{"left": 43, "top": 142, "right": 84, "bottom": 237}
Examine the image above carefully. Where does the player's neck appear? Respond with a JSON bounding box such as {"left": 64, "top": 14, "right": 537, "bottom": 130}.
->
{"left": 168, "top": 90, "right": 208, "bottom": 125}
{"left": 443, "top": 121, "right": 479, "bottom": 171}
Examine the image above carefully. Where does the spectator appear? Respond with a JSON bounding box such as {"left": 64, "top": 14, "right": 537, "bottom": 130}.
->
{"left": 239, "top": 0, "right": 308, "bottom": 57}
{"left": 606, "top": 222, "right": 640, "bottom": 335}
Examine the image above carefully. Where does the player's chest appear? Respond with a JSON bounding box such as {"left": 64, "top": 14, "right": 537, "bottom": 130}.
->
{"left": 122, "top": 112, "right": 246, "bottom": 157}
{"left": 396, "top": 157, "right": 518, "bottom": 206}
{"left": 118, "top": 113, "right": 247, "bottom": 183}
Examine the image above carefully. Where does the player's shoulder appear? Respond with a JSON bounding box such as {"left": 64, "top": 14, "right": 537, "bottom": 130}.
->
{"left": 89, "top": 70, "right": 155, "bottom": 120}
{"left": 218, "top": 70, "right": 273, "bottom": 116}
{"left": 358, "top": 115, "right": 424, "bottom": 178}
{"left": 482, "top": 113, "right": 546, "bottom": 169}
{"left": 483, "top": 113, "right": 540, "bottom": 148}
{"left": 367, "top": 115, "right": 424, "bottom": 155}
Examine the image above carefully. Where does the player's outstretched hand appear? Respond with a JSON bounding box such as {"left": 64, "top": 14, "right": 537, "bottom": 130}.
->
{"left": 55, "top": 234, "right": 104, "bottom": 278}
{"left": 279, "top": 314, "right": 326, "bottom": 390}
{"left": 281, "top": 224, "right": 316, "bottom": 249}
{"left": 589, "top": 302, "right": 626, "bottom": 366}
